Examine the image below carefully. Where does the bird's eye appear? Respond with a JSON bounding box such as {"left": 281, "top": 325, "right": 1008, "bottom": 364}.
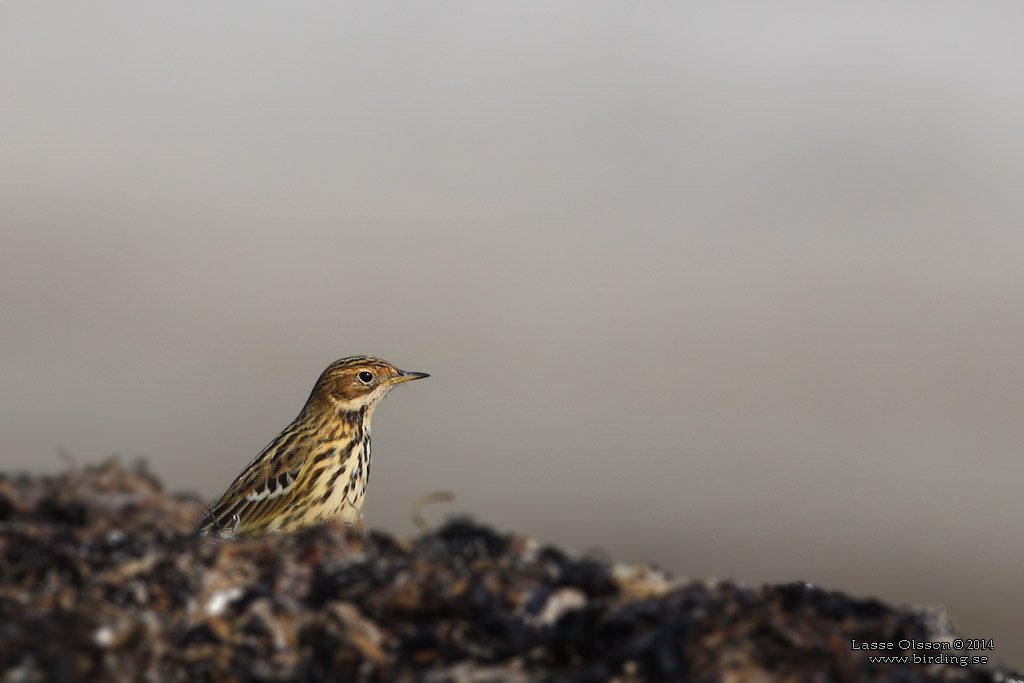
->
{"left": 357, "top": 371, "right": 373, "bottom": 384}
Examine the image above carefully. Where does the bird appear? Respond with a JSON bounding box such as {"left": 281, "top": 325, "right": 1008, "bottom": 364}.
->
{"left": 193, "top": 356, "right": 428, "bottom": 537}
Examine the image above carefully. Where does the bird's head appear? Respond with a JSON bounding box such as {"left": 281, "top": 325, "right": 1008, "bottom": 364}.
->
{"left": 309, "top": 356, "right": 429, "bottom": 415}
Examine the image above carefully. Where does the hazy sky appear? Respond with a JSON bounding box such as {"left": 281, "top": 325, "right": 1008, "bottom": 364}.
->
{"left": 2, "top": 2, "right": 1023, "bottom": 668}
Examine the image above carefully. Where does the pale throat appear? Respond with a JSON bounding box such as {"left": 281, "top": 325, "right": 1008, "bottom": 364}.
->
{"left": 334, "top": 385, "right": 393, "bottom": 420}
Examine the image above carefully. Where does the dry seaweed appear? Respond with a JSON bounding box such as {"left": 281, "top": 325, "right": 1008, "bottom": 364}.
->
{"left": 0, "top": 460, "right": 1011, "bottom": 682}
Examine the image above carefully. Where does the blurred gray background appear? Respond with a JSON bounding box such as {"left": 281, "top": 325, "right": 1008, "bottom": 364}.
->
{"left": 2, "top": 1, "right": 1022, "bottom": 668}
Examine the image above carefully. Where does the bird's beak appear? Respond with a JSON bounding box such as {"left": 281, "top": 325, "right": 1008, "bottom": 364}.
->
{"left": 388, "top": 370, "right": 430, "bottom": 385}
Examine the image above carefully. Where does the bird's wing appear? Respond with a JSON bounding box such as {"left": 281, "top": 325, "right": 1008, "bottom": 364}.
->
{"left": 193, "top": 435, "right": 310, "bottom": 537}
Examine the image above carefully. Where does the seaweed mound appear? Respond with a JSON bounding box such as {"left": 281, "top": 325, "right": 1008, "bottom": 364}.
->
{"left": 0, "top": 461, "right": 1009, "bottom": 682}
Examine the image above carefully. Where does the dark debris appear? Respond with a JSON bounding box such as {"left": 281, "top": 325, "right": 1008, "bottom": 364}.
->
{"left": 0, "top": 460, "right": 1013, "bottom": 682}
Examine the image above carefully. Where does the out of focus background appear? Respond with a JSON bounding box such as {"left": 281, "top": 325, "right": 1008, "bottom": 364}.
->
{"left": 2, "top": 2, "right": 1022, "bottom": 667}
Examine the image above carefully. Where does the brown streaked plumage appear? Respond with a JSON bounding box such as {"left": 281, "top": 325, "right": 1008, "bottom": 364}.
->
{"left": 193, "top": 356, "right": 428, "bottom": 537}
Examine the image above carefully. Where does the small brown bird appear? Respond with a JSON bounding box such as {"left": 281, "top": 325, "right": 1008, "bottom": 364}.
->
{"left": 194, "top": 356, "right": 428, "bottom": 537}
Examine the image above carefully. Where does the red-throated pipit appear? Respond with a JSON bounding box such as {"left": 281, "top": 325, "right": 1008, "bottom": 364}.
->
{"left": 193, "top": 356, "right": 428, "bottom": 537}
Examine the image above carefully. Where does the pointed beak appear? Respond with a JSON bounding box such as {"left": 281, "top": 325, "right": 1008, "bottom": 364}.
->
{"left": 389, "top": 370, "right": 430, "bottom": 385}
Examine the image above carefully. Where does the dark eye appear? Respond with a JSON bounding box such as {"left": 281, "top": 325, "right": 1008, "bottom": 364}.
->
{"left": 357, "top": 371, "right": 373, "bottom": 384}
